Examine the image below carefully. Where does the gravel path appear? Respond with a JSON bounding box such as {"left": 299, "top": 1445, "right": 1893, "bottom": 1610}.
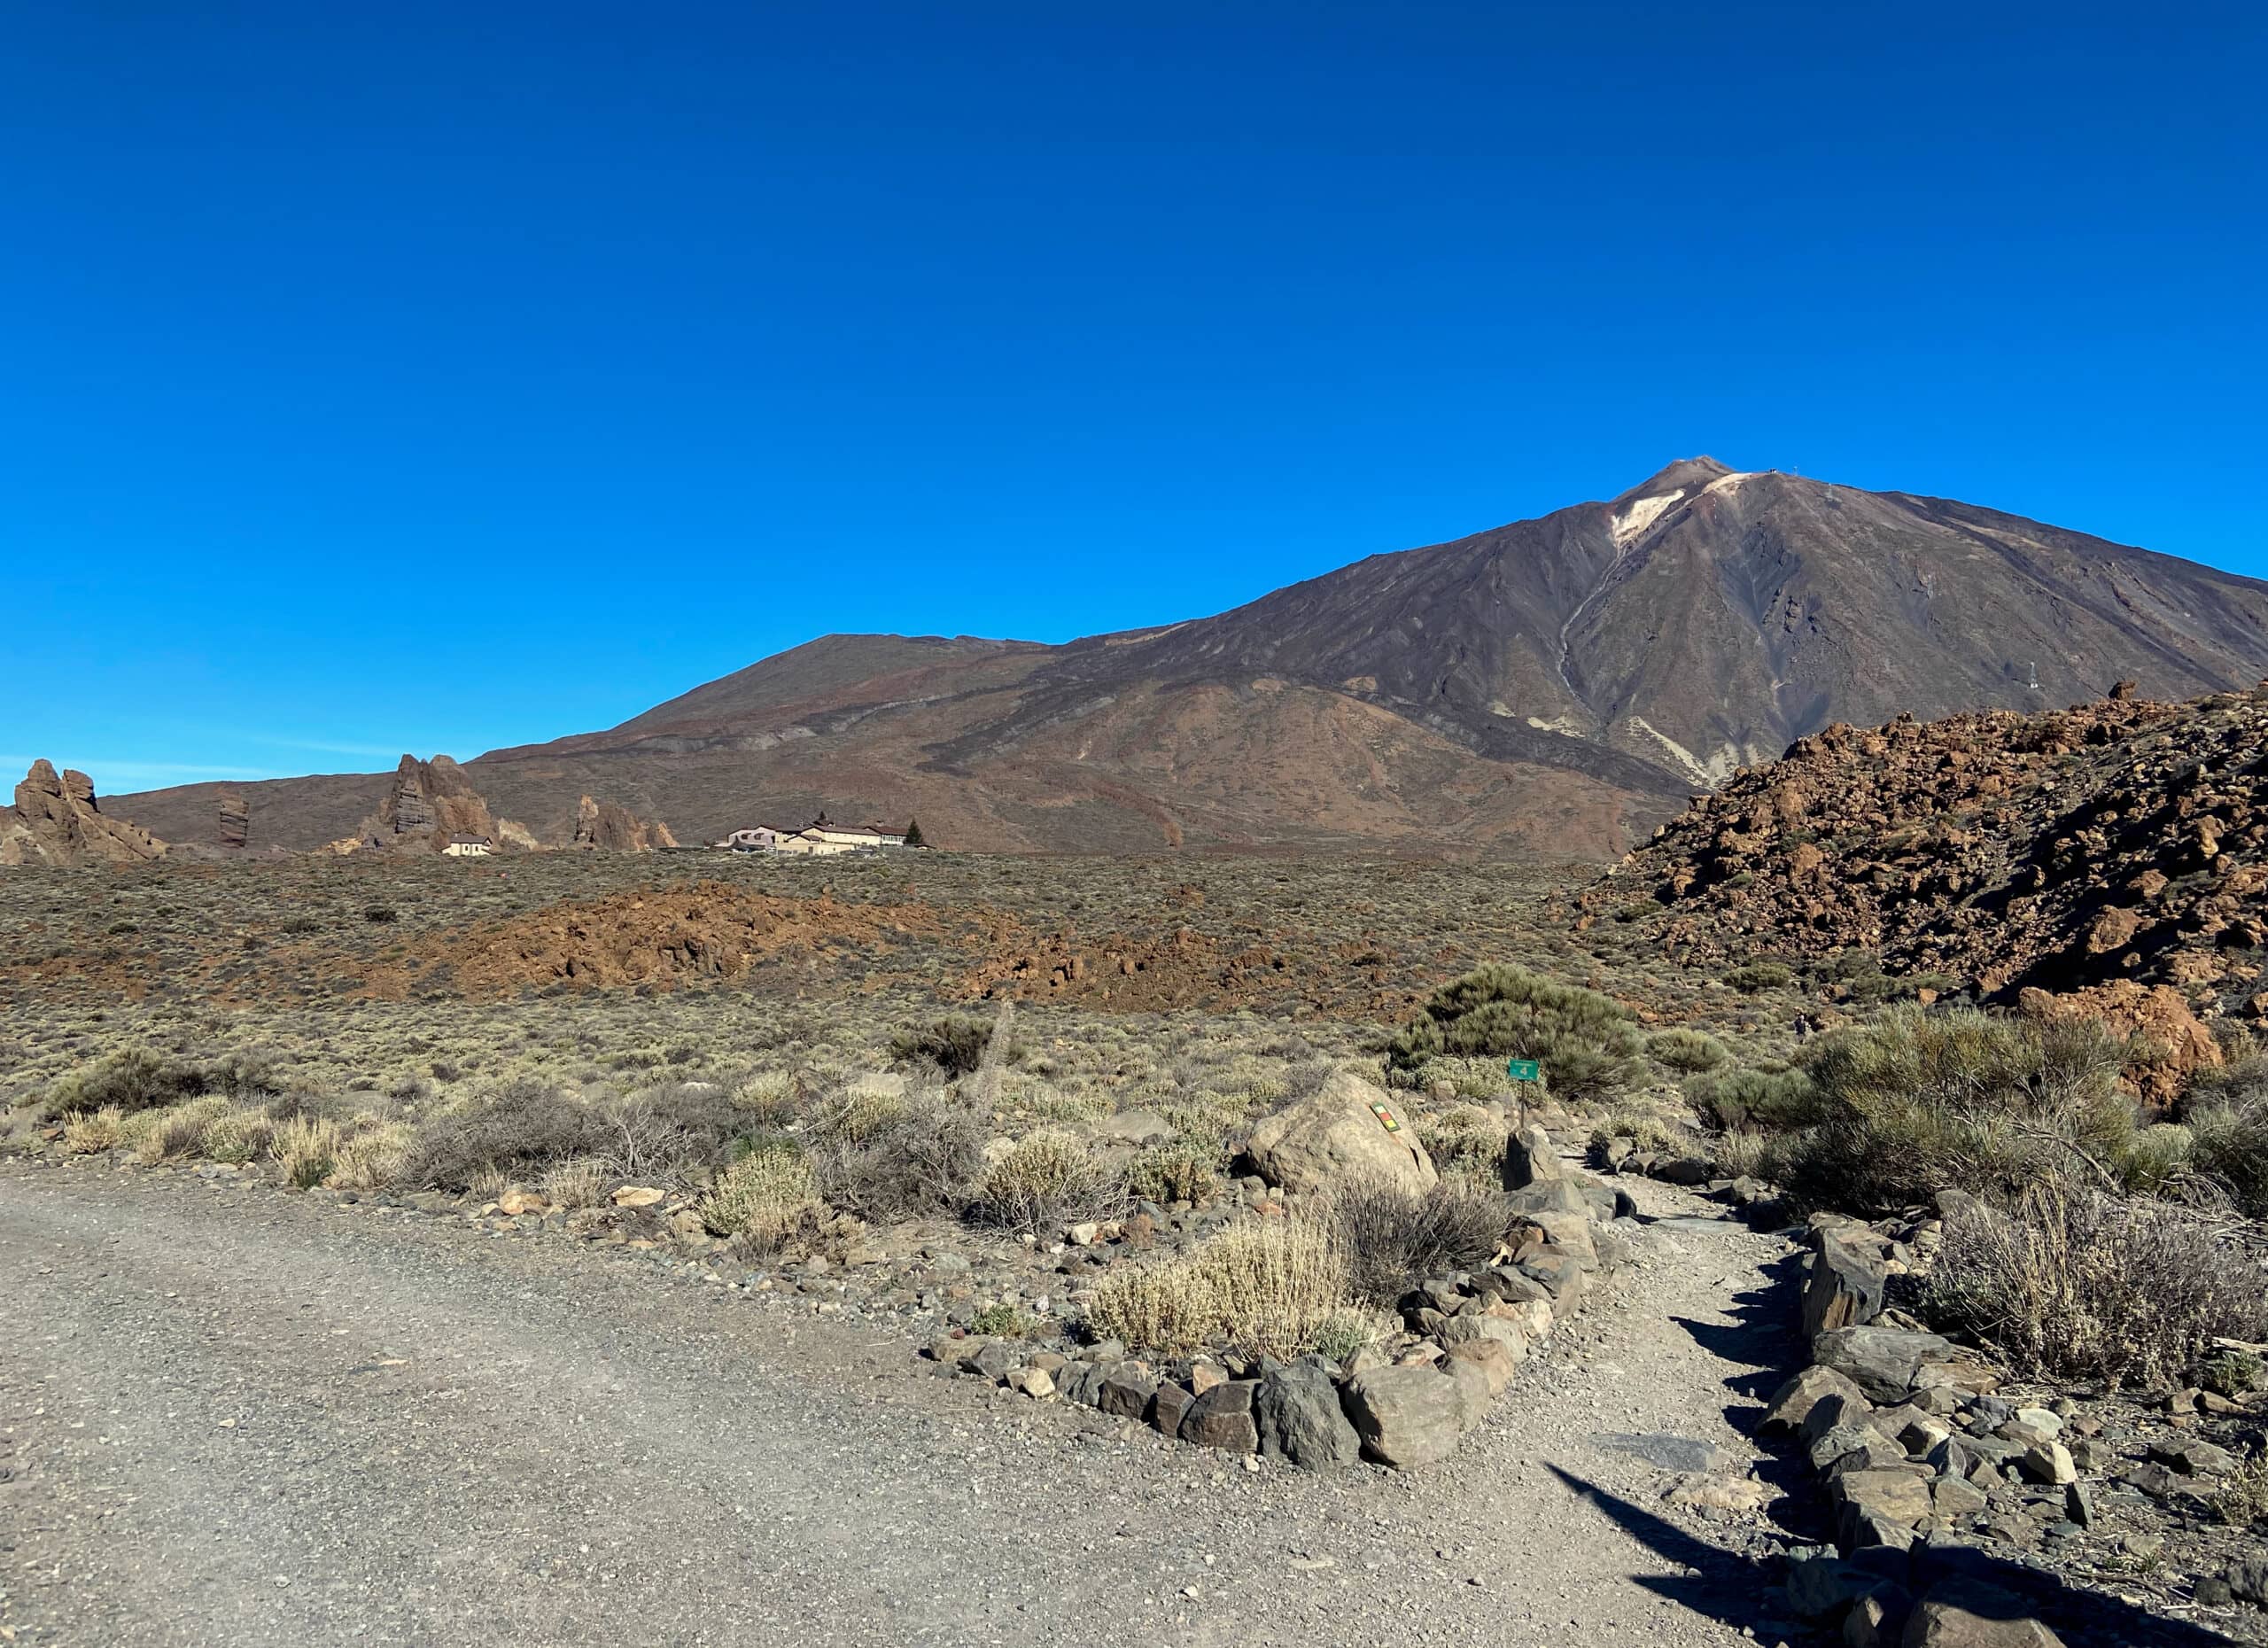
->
{"left": 0, "top": 1160, "right": 1803, "bottom": 1647}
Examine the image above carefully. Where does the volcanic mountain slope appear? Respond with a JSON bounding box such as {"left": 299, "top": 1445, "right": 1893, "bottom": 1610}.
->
{"left": 113, "top": 460, "right": 2268, "bottom": 858}
{"left": 1608, "top": 682, "right": 2268, "bottom": 1042}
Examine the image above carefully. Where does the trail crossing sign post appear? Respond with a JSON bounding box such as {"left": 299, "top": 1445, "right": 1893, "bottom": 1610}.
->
{"left": 1505, "top": 1059, "right": 1542, "bottom": 1083}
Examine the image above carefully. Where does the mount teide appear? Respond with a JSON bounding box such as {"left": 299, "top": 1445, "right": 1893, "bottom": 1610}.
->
{"left": 115, "top": 459, "right": 2268, "bottom": 859}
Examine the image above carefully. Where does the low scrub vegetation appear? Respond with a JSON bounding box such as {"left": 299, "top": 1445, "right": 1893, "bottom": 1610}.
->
{"left": 1328, "top": 1176, "right": 1509, "bottom": 1308}
{"left": 1924, "top": 1184, "right": 2268, "bottom": 1389}
{"left": 1084, "top": 1218, "right": 1382, "bottom": 1361}
{"left": 968, "top": 1131, "right": 1123, "bottom": 1233}
{"left": 1386, "top": 962, "right": 1642, "bottom": 1105}
{"left": 1769, "top": 1006, "right": 2145, "bottom": 1214}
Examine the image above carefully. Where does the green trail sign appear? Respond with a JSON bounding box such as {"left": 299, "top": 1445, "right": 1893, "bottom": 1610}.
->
{"left": 1505, "top": 1059, "right": 1542, "bottom": 1083}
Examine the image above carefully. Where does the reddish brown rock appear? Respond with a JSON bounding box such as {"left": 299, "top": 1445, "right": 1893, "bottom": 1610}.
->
{"left": 1, "top": 760, "right": 167, "bottom": 867}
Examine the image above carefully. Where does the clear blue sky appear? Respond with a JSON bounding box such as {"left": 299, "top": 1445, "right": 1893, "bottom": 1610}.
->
{"left": 6, "top": 3, "right": 2263, "bottom": 791}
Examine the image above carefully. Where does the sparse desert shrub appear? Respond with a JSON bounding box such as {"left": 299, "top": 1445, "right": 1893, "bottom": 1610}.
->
{"left": 697, "top": 1140, "right": 818, "bottom": 1246}
{"left": 329, "top": 1119, "right": 412, "bottom": 1190}
{"left": 809, "top": 1095, "right": 987, "bottom": 1221}
{"left": 1386, "top": 963, "right": 1642, "bottom": 1105}
{"left": 1777, "top": 1006, "right": 2137, "bottom": 1213}
{"left": 1645, "top": 1029, "right": 1728, "bottom": 1074}
{"left": 1084, "top": 1218, "right": 1355, "bottom": 1359}
{"left": 2213, "top": 1449, "right": 2268, "bottom": 1529}
{"left": 129, "top": 1095, "right": 234, "bottom": 1163}
{"left": 61, "top": 1105, "right": 126, "bottom": 1154}
{"left": 1723, "top": 960, "right": 1794, "bottom": 993}
{"left": 538, "top": 1154, "right": 611, "bottom": 1210}
{"left": 42, "top": 1049, "right": 206, "bottom": 1119}
{"left": 201, "top": 1105, "right": 276, "bottom": 1164}
{"left": 1588, "top": 1108, "right": 1679, "bottom": 1159}
{"left": 271, "top": 1114, "right": 343, "bottom": 1188}
{"left": 1328, "top": 1175, "right": 1510, "bottom": 1309}
{"left": 888, "top": 1016, "right": 998, "bottom": 1077}
{"left": 968, "top": 1302, "right": 1032, "bottom": 1338}
{"left": 1309, "top": 1303, "right": 1394, "bottom": 1366}
{"left": 2184, "top": 1079, "right": 2268, "bottom": 1218}
{"left": 1712, "top": 1127, "right": 1769, "bottom": 1181}
{"left": 607, "top": 1081, "right": 756, "bottom": 1178}
{"left": 1685, "top": 1063, "right": 1821, "bottom": 1131}
{"left": 394, "top": 1082, "right": 616, "bottom": 1193}
{"left": 1125, "top": 1139, "right": 1223, "bottom": 1206}
{"left": 363, "top": 906, "right": 398, "bottom": 924}
{"left": 969, "top": 1131, "right": 1123, "bottom": 1233}
{"left": 1416, "top": 1106, "right": 1507, "bottom": 1185}
{"left": 1924, "top": 1185, "right": 2268, "bottom": 1389}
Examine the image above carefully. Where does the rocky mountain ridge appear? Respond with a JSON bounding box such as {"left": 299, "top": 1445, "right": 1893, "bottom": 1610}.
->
{"left": 108, "top": 460, "right": 2268, "bottom": 859}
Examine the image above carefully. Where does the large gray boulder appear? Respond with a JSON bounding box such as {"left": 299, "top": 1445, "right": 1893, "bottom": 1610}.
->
{"left": 1814, "top": 1326, "right": 1951, "bottom": 1403}
{"left": 1254, "top": 1363, "right": 1360, "bottom": 1470}
{"left": 1242, "top": 1072, "right": 1436, "bottom": 1194}
{"left": 1803, "top": 1224, "right": 1892, "bottom": 1336}
{"left": 1901, "top": 1581, "right": 2067, "bottom": 1646}
{"left": 1340, "top": 1364, "right": 1470, "bottom": 1469}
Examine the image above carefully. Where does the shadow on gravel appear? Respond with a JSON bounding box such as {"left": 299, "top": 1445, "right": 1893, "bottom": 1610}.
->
{"left": 1667, "top": 1246, "right": 1815, "bottom": 1506}
{"left": 1549, "top": 1465, "right": 2243, "bottom": 1648}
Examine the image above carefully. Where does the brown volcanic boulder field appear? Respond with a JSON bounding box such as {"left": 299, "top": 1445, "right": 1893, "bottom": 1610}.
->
{"left": 1608, "top": 683, "right": 2268, "bottom": 1027}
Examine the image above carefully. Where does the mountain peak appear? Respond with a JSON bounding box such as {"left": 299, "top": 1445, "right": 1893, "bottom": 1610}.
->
{"left": 1615, "top": 456, "right": 1734, "bottom": 503}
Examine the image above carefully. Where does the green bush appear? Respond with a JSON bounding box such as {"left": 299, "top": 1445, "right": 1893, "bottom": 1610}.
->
{"left": 1775, "top": 1006, "right": 2139, "bottom": 1214}
{"left": 1723, "top": 960, "right": 1794, "bottom": 992}
{"left": 1685, "top": 1063, "right": 1821, "bottom": 1131}
{"left": 1387, "top": 963, "right": 1642, "bottom": 1105}
{"left": 2182, "top": 1061, "right": 2268, "bottom": 1218}
{"left": 1125, "top": 1139, "right": 1223, "bottom": 1206}
{"left": 1645, "top": 1028, "right": 1728, "bottom": 1074}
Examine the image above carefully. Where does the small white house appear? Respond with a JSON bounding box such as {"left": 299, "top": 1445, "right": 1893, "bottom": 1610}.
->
{"left": 443, "top": 834, "right": 493, "bottom": 858}
{"left": 725, "top": 828, "right": 779, "bottom": 852}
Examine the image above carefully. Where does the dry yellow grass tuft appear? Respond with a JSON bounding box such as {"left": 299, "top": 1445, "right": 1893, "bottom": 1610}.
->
{"left": 697, "top": 1143, "right": 817, "bottom": 1244}
{"left": 1084, "top": 1217, "right": 1358, "bottom": 1360}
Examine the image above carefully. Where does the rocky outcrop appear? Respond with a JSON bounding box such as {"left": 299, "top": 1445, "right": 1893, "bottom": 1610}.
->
{"left": 217, "top": 790, "right": 250, "bottom": 850}
{"left": 1611, "top": 684, "right": 2268, "bottom": 1027}
{"left": 567, "top": 794, "right": 678, "bottom": 852}
{"left": 0, "top": 761, "right": 167, "bottom": 867}
{"left": 1240, "top": 1073, "right": 1436, "bottom": 1195}
{"left": 354, "top": 755, "right": 501, "bottom": 852}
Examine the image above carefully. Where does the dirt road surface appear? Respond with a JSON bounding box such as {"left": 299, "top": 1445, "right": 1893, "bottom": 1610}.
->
{"left": 0, "top": 1162, "right": 1800, "bottom": 1647}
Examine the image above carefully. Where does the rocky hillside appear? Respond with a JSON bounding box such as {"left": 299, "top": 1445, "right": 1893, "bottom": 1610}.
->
{"left": 0, "top": 761, "right": 167, "bottom": 867}
{"left": 1609, "top": 682, "right": 2268, "bottom": 1035}
{"left": 113, "top": 460, "right": 2268, "bottom": 858}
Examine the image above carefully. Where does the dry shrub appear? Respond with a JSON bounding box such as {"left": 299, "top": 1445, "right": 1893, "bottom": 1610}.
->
{"left": 1588, "top": 1107, "right": 1678, "bottom": 1159}
{"left": 2184, "top": 1075, "right": 2268, "bottom": 1218}
{"left": 539, "top": 1154, "right": 612, "bottom": 1210}
{"left": 606, "top": 1081, "right": 755, "bottom": 1179}
{"left": 330, "top": 1121, "right": 413, "bottom": 1190}
{"left": 1125, "top": 1139, "right": 1223, "bottom": 1206}
{"left": 888, "top": 1016, "right": 997, "bottom": 1077}
{"left": 395, "top": 1083, "right": 617, "bottom": 1192}
{"left": 128, "top": 1096, "right": 235, "bottom": 1163}
{"left": 1328, "top": 1175, "right": 1511, "bottom": 1308}
{"left": 1084, "top": 1218, "right": 1357, "bottom": 1359}
{"left": 202, "top": 1106, "right": 276, "bottom": 1164}
{"left": 697, "top": 1142, "right": 818, "bottom": 1246}
{"left": 2214, "top": 1449, "right": 2268, "bottom": 1528}
{"left": 270, "top": 1115, "right": 343, "bottom": 1188}
{"left": 969, "top": 1131, "right": 1123, "bottom": 1233}
{"left": 1924, "top": 1184, "right": 2268, "bottom": 1389}
{"left": 1418, "top": 1106, "right": 1508, "bottom": 1186}
{"left": 809, "top": 1095, "right": 986, "bottom": 1221}
{"left": 61, "top": 1106, "right": 125, "bottom": 1154}
{"left": 43, "top": 1050, "right": 206, "bottom": 1119}
{"left": 1687, "top": 1063, "right": 1819, "bottom": 1131}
